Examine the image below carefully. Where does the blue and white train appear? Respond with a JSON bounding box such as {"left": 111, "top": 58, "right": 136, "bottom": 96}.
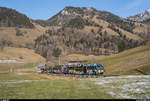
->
{"left": 38, "top": 63, "right": 104, "bottom": 76}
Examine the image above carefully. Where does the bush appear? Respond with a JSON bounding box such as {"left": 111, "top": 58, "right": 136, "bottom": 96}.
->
{"left": 97, "top": 26, "right": 103, "bottom": 35}
{"left": 16, "top": 28, "right": 24, "bottom": 36}
{"left": 52, "top": 48, "right": 62, "bottom": 57}
{"left": 91, "top": 29, "right": 94, "bottom": 33}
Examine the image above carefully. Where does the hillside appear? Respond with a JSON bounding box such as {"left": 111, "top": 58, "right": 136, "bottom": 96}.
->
{"left": 0, "top": 6, "right": 150, "bottom": 61}
{"left": 0, "top": 23, "right": 48, "bottom": 49}
{"left": 0, "top": 7, "right": 34, "bottom": 28}
{"left": 0, "top": 47, "right": 45, "bottom": 63}
{"left": 90, "top": 43, "right": 150, "bottom": 75}
{"left": 60, "top": 44, "right": 150, "bottom": 75}
{"left": 34, "top": 6, "right": 150, "bottom": 61}
{"left": 0, "top": 6, "right": 48, "bottom": 49}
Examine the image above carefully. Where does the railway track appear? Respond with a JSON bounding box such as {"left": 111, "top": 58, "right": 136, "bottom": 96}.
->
{"left": 1, "top": 70, "right": 119, "bottom": 78}
{"left": 45, "top": 73, "right": 120, "bottom": 78}
{"left": 45, "top": 73, "right": 104, "bottom": 78}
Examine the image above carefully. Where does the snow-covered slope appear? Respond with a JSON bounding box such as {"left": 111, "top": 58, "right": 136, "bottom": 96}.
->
{"left": 127, "top": 9, "right": 150, "bottom": 22}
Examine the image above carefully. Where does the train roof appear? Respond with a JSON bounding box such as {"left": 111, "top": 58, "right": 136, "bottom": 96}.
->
{"left": 68, "top": 60, "right": 88, "bottom": 63}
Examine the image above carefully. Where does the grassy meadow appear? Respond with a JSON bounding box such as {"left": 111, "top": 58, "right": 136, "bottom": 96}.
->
{"left": 0, "top": 44, "right": 150, "bottom": 99}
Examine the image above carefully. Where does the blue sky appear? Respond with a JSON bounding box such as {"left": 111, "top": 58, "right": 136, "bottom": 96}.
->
{"left": 0, "top": 0, "right": 150, "bottom": 20}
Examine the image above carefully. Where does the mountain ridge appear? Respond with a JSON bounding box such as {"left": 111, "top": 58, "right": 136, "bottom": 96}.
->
{"left": 33, "top": 6, "right": 150, "bottom": 60}
{"left": 0, "top": 6, "right": 34, "bottom": 28}
{"left": 0, "top": 6, "right": 150, "bottom": 61}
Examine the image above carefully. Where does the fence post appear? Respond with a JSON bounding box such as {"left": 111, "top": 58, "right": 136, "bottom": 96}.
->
{"left": 10, "top": 67, "right": 13, "bottom": 72}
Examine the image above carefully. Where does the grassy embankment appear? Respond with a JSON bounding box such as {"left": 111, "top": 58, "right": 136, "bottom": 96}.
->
{"left": 88, "top": 44, "right": 150, "bottom": 75}
{"left": 62, "top": 44, "right": 150, "bottom": 75}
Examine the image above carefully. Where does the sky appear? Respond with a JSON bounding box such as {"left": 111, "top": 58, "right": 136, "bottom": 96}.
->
{"left": 0, "top": 0, "right": 150, "bottom": 20}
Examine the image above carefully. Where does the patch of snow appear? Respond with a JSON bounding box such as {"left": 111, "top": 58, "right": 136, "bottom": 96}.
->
{"left": 105, "top": 75, "right": 150, "bottom": 79}
{"left": 146, "top": 9, "right": 150, "bottom": 14}
{"left": 61, "top": 10, "right": 70, "bottom": 15}
{"left": 118, "top": 93, "right": 134, "bottom": 99}
{"left": 108, "top": 91, "right": 116, "bottom": 96}
{"left": 94, "top": 75, "right": 150, "bottom": 99}
{"left": 0, "top": 59, "right": 23, "bottom": 63}
{"left": 0, "top": 80, "right": 48, "bottom": 84}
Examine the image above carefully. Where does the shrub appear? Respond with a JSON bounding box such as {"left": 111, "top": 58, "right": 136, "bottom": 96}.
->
{"left": 16, "top": 28, "right": 24, "bottom": 36}
{"left": 52, "top": 48, "right": 62, "bottom": 57}
{"left": 97, "top": 26, "right": 103, "bottom": 35}
{"left": 91, "top": 29, "right": 94, "bottom": 33}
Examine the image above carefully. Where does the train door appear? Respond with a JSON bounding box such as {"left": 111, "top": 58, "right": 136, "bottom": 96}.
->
{"left": 83, "top": 65, "right": 87, "bottom": 74}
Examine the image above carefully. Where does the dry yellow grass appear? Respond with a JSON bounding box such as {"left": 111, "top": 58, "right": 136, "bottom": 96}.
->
{"left": 0, "top": 23, "right": 56, "bottom": 47}
{"left": 60, "top": 44, "right": 150, "bottom": 75}
{"left": 91, "top": 15, "right": 146, "bottom": 40}
{"left": 103, "top": 27, "right": 119, "bottom": 36}
{"left": 83, "top": 26, "right": 99, "bottom": 33}
{"left": 0, "top": 47, "right": 46, "bottom": 63}
{"left": 61, "top": 53, "right": 106, "bottom": 65}
{"left": 88, "top": 44, "right": 150, "bottom": 75}
{"left": 118, "top": 27, "right": 142, "bottom": 40}
{"left": 133, "top": 23, "right": 150, "bottom": 34}
{"left": 0, "top": 24, "right": 61, "bottom": 48}
{"left": 91, "top": 16, "right": 120, "bottom": 36}
{"left": 92, "top": 16, "right": 109, "bottom": 27}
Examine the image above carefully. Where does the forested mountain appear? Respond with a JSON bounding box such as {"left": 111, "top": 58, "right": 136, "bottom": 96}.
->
{"left": 0, "top": 7, "right": 34, "bottom": 28}
{"left": 0, "top": 6, "right": 150, "bottom": 61}
{"left": 34, "top": 6, "right": 150, "bottom": 60}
